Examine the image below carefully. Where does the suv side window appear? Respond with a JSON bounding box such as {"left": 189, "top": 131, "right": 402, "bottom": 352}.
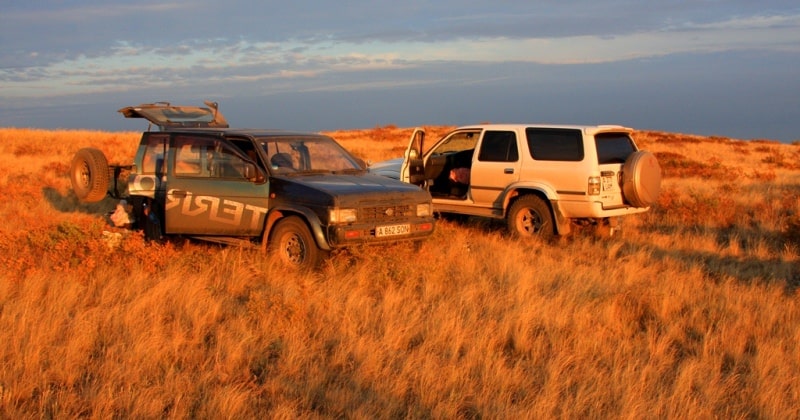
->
{"left": 526, "top": 128, "right": 583, "bottom": 161}
{"left": 595, "top": 133, "right": 636, "bottom": 164}
{"left": 478, "top": 131, "right": 519, "bottom": 162}
{"left": 173, "top": 135, "right": 250, "bottom": 179}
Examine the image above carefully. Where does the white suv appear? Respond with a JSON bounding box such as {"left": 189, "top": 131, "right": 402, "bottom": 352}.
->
{"left": 369, "top": 124, "right": 661, "bottom": 238}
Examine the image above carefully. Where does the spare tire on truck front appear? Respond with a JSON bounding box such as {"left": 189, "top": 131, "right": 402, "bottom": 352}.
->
{"left": 70, "top": 148, "right": 110, "bottom": 202}
{"left": 621, "top": 150, "right": 661, "bottom": 208}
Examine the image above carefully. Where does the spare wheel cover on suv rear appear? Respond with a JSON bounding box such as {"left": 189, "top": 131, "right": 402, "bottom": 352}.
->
{"left": 621, "top": 151, "right": 661, "bottom": 208}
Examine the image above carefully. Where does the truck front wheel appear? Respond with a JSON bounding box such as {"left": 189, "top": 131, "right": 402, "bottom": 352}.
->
{"left": 507, "top": 195, "right": 555, "bottom": 240}
{"left": 270, "top": 216, "right": 325, "bottom": 269}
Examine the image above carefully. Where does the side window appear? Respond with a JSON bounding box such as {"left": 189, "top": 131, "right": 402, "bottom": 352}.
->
{"left": 141, "top": 134, "right": 169, "bottom": 175}
{"left": 526, "top": 128, "right": 584, "bottom": 161}
{"left": 174, "top": 136, "right": 210, "bottom": 176}
{"left": 173, "top": 136, "right": 249, "bottom": 179}
{"left": 230, "top": 139, "right": 263, "bottom": 168}
{"left": 478, "top": 131, "right": 519, "bottom": 162}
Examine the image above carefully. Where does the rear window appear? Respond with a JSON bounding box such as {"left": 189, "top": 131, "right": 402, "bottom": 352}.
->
{"left": 595, "top": 133, "right": 636, "bottom": 164}
{"left": 526, "top": 128, "right": 583, "bottom": 161}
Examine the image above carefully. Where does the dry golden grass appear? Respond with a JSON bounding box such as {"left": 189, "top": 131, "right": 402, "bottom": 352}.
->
{"left": 1, "top": 127, "right": 799, "bottom": 418}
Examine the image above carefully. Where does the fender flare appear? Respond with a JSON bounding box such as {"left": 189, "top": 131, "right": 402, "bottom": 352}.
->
{"left": 501, "top": 184, "right": 571, "bottom": 235}
{"left": 260, "top": 206, "right": 331, "bottom": 251}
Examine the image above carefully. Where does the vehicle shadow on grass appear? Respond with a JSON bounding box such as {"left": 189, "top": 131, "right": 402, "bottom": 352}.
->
{"left": 42, "top": 187, "right": 118, "bottom": 216}
{"left": 435, "top": 213, "right": 509, "bottom": 234}
{"left": 624, "top": 225, "right": 799, "bottom": 294}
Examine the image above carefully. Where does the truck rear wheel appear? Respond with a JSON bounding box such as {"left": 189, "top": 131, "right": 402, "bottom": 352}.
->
{"left": 270, "top": 216, "right": 325, "bottom": 269}
{"left": 70, "top": 148, "right": 110, "bottom": 202}
{"left": 507, "top": 195, "right": 555, "bottom": 239}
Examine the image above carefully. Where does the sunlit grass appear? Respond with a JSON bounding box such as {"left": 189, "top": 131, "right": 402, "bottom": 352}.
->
{"left": 0, "top": 127, "right": 798, "bottom": 417}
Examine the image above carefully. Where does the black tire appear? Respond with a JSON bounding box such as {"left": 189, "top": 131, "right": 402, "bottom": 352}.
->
{"left": 70, "top": 148, "right": 110, "bottom": 202}
{"left": 621, "top": 151, "right": 661, "bottom": 208}
{"left": 507, "top": 195, "right": 555, "bottom": 239}
{"left": 270, "top": 216, "right": 325, "bottom": 269}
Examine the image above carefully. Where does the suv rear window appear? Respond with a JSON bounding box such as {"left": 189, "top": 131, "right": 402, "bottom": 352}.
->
{"left": 595, "top": 133, "right": 636, "bottom": 164}
{"left": 526, "top": 128, "right": 583, "bottom": 161}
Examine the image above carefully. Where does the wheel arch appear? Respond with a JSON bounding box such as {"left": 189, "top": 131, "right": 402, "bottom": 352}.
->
{"left": 503, "top": 186, "right": 572, "bottom": 236}
{"left": 260, "top": 206, "right": 331, "bottom": 251}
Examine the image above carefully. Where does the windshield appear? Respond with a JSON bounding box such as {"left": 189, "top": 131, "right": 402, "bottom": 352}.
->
{"left": 429, "top": 130, "right": 480, "bottom": 155}
{"left": 258, "top": 136, "right": 363, "bottom": 174}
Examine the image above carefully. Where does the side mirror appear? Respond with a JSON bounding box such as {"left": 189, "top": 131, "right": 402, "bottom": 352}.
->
{"left": 243, "top": 162, "right": 265, "bottom": 183}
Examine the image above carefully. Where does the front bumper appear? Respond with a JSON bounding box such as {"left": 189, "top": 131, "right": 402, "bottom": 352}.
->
{"left": 327, "top": 217, "right": 435, "bottom": 247}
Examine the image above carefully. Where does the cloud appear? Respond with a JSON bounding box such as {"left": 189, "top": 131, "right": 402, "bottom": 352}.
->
{"left": 1, "top": 1, "right": 799, "bottom": 141}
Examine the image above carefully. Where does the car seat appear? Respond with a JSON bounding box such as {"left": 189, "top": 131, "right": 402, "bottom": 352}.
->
{"left": 270, "top": 152, "right": 295, "bottom": 172}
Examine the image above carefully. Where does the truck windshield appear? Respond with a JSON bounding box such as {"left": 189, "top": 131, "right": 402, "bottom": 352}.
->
{"left": 259, "top": 136, "right": 363, "bottom": 174}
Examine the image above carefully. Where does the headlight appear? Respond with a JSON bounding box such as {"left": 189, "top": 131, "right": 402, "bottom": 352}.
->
{"left": 416, "top": 203, "right": 432, "bottom": 217}
{"left": 329, "top": 208, "right": 357, "bottom": 223}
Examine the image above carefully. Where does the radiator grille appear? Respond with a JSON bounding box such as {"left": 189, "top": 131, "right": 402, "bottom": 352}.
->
{"left": 359, "top": 204, "right": 415, "bottom": 222}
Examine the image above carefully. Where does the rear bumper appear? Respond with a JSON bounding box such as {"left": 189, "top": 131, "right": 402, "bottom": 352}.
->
{"left": 327, "top": 218, "right": 435, "bottom": 247}
{"left": 558, "top": 200, "right": 650, "bottom": 219}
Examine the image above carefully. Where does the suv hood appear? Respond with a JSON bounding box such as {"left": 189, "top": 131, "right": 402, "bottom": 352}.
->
{"left": 367, "top": 157, "right": 403, "bottom": 180}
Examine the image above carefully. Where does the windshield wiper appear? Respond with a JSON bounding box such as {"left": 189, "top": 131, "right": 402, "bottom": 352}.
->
{"left": 332, "top": 168, "right": 365, "bottom": 175}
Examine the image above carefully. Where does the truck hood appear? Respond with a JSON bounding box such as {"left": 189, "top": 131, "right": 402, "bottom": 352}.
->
{"left": 270, "top": 172, "right": 430, "bottom": 207}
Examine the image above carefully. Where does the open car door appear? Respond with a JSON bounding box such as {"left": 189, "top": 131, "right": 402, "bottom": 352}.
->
{"left": 400, "top": 128, "right": 426, "bottom": 186}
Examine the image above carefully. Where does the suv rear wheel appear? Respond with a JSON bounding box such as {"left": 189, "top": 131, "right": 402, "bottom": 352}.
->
{"left": 270, "top": 216, "right": 324, "bottom": 269}
{"left": 507, "top": 195, "right": 555, "bottom": 239}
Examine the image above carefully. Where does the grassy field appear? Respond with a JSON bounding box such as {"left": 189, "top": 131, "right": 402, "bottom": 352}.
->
{"left": 0, "top": 126, "right": 799, "bottom": 418}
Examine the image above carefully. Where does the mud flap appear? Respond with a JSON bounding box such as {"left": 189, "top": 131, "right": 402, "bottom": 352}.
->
{"left": 551, "top": 200, "right": 572, "bottom": 236}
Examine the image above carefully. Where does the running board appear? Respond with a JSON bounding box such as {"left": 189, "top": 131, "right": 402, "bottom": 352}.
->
{"left": 189, "top": 236, "right": 259, "bottom": 248}
{"left": 433, "top": 202, "right": 503, "bottom": 218}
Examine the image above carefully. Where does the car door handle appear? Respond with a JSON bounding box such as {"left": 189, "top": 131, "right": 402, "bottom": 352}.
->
{"left": 171, "top": 190, "right": 188, "bottom": 198}
{"left": 504, "top": 168, "right": 514, "bottom": 174}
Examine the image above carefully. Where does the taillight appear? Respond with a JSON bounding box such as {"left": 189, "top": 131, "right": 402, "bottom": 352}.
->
{"left": 588, "top": 176, "right": 600, "bottom": 195}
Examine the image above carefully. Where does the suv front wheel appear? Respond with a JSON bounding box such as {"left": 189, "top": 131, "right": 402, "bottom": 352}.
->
{"left": 507, "top": 195, "right": 555, "bottom": 239}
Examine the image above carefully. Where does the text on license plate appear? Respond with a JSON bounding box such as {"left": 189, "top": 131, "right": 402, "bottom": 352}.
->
{"left": 602, "top": 176, "right": 614, "bottom": 191}
{"left": 376, "top": 224, "right": 411, "bottom": 237}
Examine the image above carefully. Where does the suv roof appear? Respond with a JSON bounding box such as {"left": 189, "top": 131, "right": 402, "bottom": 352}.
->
{"left": 455, "top": 123, "right": 633, "bottom": 134}
{"left": 118, "top": 101, "right": 229, "bottom": 129}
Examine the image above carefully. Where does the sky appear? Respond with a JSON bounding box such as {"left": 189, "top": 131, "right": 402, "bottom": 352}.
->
{"left": 1, "top": 1, "right": 799, "bottom": 142}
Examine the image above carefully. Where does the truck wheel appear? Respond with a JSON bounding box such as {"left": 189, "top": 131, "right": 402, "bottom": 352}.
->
{"left": 270, "top": 216, "right": 324, "bottom": 269}
{"left": 622, "top": 151, "right": 661, "bottom": 208}
{"left": 70, "top": 148, "right": 110, "bottom": 202}
{"left": 507, "top": 195, "right": 555, "bottom": 239}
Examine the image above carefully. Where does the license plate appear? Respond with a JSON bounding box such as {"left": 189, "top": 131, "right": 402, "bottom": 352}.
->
{"left": 602, "top": 176, "right": 614, "bottom": 191}
{"left": 376, "top": 224, "right": 411, "bottom": 237}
